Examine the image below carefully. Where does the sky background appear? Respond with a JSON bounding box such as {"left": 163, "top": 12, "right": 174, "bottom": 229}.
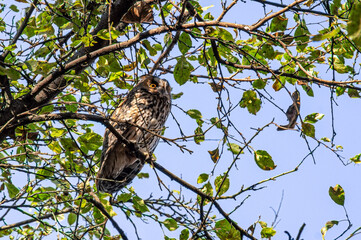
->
{"left": 1, "top": 0, "right": 361, "bottom": 239}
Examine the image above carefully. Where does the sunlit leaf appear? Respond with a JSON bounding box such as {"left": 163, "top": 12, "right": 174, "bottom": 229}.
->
{"left": 321, "top": 220, "right": 339, "bottom": 240}
{"left": 194, "top": 127, "right": 204, "bottom": 144}
{"left": 304, "top": 113, "right": 324, "bottom": 123}
{"left": 254, "top": 150, "right": 276, "bottom": 171}
{"left": 78, "top": 132, "right": 102, "bottom": 151}
{"left": 5, "top": 182, "right": 19, "bottom": 198}
{"left": 174, "top": 56, "right": 193, "bottom": 85}
{"left": 208, "top": 148, "right": 220, "bottom": 163}
{"left": 347, "top": 0, "right": 361, "bottom": 48}
{"left": 350, "top": 153, "right": 361, "bottom": 164}
{"left": 215, "top": 219, "right": 241, "bottom": 240}
{"left": 132, "top": 196, "right": 149, "bottom": 213}
{"left": 239, "top": 90, "right": 262, "bottom": 115}
{"left": 163, "top": 218, "right": 178, "bottom": 231}
{"left": 179, "top": 229, "right": 189, "bottom": 240}
{"left": 187, "top": 109, "right": 202, "bottom": 119}
{"left": 329, "top": 184, "right": 345, "bottom": 206}
{"left": 178, "top": 32, "right": 192, "bottom": 54}
{"left": 269, "top": 14, "right": 288, "bottom": 32}
{"left": 214, "top": 174, "right": 230, "bottom": 196}
{"left": 302, "top": 122, "right": 315, "bottom": 137}
{"left": 260, "top": 227, "right": 276, "bottom": 238}
{"left": 197, "top": 173, "right": 209, "bottom": 184}
{"left": 36, "top": 167, "right": 54, "bottom": 180}
{"left": 67, "top": 213, "right": 77, "bottom": 226}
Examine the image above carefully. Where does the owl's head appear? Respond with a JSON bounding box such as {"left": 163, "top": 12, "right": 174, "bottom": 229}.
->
{"left": 136, "top": 75, "right": 171, "bottom": 98}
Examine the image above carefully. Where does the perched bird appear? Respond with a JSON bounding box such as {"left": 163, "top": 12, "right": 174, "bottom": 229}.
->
{"left": 96, "top": 75, "right": 172, "bottom": 193}
{"left": 277, "top": 90, "right": 300, "bottom": 131}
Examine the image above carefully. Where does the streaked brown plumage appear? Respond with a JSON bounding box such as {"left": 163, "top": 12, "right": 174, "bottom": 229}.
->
{"left": 277, "top": 90, "right": 300, "bottom": 131}
{"left": 96, "top": 75, "right": 171, "bottom": 193}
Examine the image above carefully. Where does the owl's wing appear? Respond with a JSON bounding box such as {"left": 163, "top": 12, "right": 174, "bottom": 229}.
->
{"left": 96, "top": 125, "right": 144, "bottom": 193}
{"left": 96, "top": 98, "right": 145, "bottom": 193}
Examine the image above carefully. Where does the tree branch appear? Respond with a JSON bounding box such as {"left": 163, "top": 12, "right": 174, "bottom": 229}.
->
{"left": 86, "top": 192, "right": 128, "bottom": 240}
{"left": 0, "top": 208, "right": 73, "bottom": 231}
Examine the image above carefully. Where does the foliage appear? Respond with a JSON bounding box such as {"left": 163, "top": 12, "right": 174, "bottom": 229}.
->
{"left": 0, "top": 0, "right": 361, "bottom": 239}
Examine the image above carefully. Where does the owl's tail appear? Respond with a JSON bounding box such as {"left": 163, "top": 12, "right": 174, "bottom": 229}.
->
{"left": 96, "top": 159, "right": 144, "bottom": 194}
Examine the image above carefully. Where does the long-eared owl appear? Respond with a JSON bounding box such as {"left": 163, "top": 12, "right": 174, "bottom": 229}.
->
{"left": 96, "top": 75, "right": 172, "bottom": 193}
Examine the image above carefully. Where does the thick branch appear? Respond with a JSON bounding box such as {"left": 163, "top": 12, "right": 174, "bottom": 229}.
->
{"left": 0, "top": 0, "right": 137, "bottom": 139}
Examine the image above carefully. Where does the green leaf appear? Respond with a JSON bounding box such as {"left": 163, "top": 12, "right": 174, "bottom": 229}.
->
{"left": 321, "top": 220, "right": 339, "bottom": 240}
{"left": 294, "top": 21, "right": 310, "bottom": 52}
{"left": 321, "top": 137, "right": 331, "bottom": 142}
{"left": 132, "top": 196, "right": 149, "bottom": 213}
{"left": 178, "top": 32, "right": 192, "bottom": 54}
{"left": 329, "top": 184, "right": 345, "bottom": 206}
{"left": 304, "top": 113, "right": 324, "bottom": 123}
{"left": 174, "top": 56, "right": 193, "bottom": 85}
{"left": 171, "top": 92, "right": 183, "bottom": 99}
{"left": 93, "top": 207, "right": 105, "bottom": 224}
{"left": 163, "top": 218, "right": 178, "bottom": 231}
{"left": 137, "top": 172, "right": 149, "bottom": 179}
{"left": 5, "top": 182, "right": 19, "bottom": 198}
{"left": 214, "top": 174, "right": 230, "bottom": 196}
{"left": 197, "top": 173, "right": 209, "bottom": 184}
{"left": 312, "top": 27, "right": 340, "bottom": 41}
{"left": 348, "top": 89, "right": 360, "bottom": 98}
{"left": 272, "top": 79, "right": 283, "bottom": 91}
{"left": 254, "top": 150, "right": 276, "bottom": 171}
{"left": 260, "top": 227, "right": 276, "bottom": 238}
{"left": 335, "top": 86, "right": 345, "bottom": 96}
{"left": 62, "top": 94, "right": 78, "bottom": 113}
{"left": 142, "top": 40, "right": 157, "bottom": 56}
{"left": 5, "top": 68, "right": 21, "bottom": 81}
{"left": 350, "top": 153, "right": 361, "bottom": 164}
{"left": 117, "top": 193, "right": 132, "bottom": 203}
{"left": 9, "top": 5, "right": 19, "bottom": 12}
{"left": 194, "top": 127, "right": 204, "bottom": 144}
{"left": 215, "top": 219, "right": 241, "bottom": 240}
{"left": 50, "top": 128, "right": 66, "bottom": 138}
{"left": 239, "top": 90, "right": 262, "bottom": 115}
{"left": 48, "top": 141, "right": 62, "bottom": 154}
{"left": 302, "top": 122, "right": 315, "bottom": 138}
{"left": 252, "top": 79, "right": 267, "bottom": 89}
{"left": 36, "top": 167, "right": 54, "bottom": 180}
{"left": 78, "top": 132, "right": 102, "bottom": 151}
{"left": 38, "top": 105, "right": 54, "bottom": 114}
{"left": 208, "top": 148, "right": 220, "bottom": 163}
{"left": 60, "top": 138, "right": 78, "bottom": 152}
{"left": 332, "top": 55, "right": 351, "bottom": 73}
{"left": 227, "top": 143, "right": 243, "bottom": 155}
{"left": 261, "top": 43, "right": 275, "bottom": 59}
{"left": 269, "top": 14, "right": 288, "bottom": 32}
{"left": 347, "top": 0, "right": 361, "bottom": 48}
{"left": 302, "top": 85, "right": 314, "bottom": 97}
{"left": 200, "top": 182, "right": 213, "bottom": 199}
{"left": 218, "top": 28, "right": 234, "bottom": 41}
{"left": 179, "top": 229, "right": 190, "bottom": 240}
{"left": 67, "top": 213, "right": 77, "bottom": 226}
{"left": 187, "top": 109, "right": 202, "bottom": 119}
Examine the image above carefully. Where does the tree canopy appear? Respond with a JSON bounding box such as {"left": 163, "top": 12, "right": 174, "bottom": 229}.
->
{"left": 0, "top": 0, "right": 361, "bottom": 239}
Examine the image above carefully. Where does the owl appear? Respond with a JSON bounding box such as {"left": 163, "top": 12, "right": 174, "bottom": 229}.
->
{"left": 96, "top": 75, "right": 172, "bottom": 193}
{"left": 277, "top": 90, "right": 300, "bottom": 131}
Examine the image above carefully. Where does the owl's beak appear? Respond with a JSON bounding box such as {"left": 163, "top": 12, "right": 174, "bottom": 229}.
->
{"left": 159, "top": 86, "right": 166, "bottom": 96}
{"left": 159, "top": 80, "right": 171, "bottom": 97}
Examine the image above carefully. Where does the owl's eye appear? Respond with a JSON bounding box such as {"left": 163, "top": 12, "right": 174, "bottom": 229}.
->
{"left": 149, "top": 83, "right": 157, "bottom": 88}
